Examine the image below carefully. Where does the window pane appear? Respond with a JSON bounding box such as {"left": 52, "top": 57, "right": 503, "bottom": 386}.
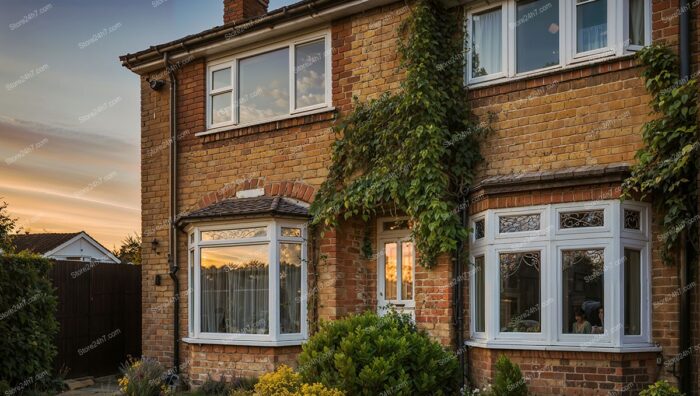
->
{"left": 516, "top": 0, "right": 559, "bottom": 73}
{"left": 201, "top": 227, "right": 267, "bottom": 241}
{"left": 474, "top": 256, "right": 486, "bottom": 333}
{"left": 576, "top": 0, "right": 608, "bottom": 53}
{"left": 239, "top": 48, "right": 289, "bottom": 124}
{"left": 474, "top": 219, "right": 485, "bottom": 240}
{"left": 212, "top": 67, "right": 231, "bottom": 90}
{"left": 629, "top": 0, "right": 645, "bottom": 46}
{"left": 624, "top": 249, "right": 641, "bottom": 335}
{"left": 189, "top": 249, "right": 195, "bottom": 333}
{"left": 281, "top": 227, "right": 302, "bottom": 238}
{"left": 499, "top": 214, "right": 540, "bottom": 233}
{"left": 280, "top": 243, "right": 302, "bottom": 334}
{"left": 559, "top": 210, "right": 604, "bottom": 228}
{"left": 200, "top": 245, "right": 269, "bottom": 334}
{"left": 383, "top": 219, "right": 410, "bottom": 231}
{"left": 384, "top": 242, "right": 397, "bottom": 300}
{"left": 471, "top": 7, "right": 502, "bottom": 77}
{"left": 499, "top": 251, "right": 541, "bottom": 332}
{"left": 562, "top": 249, "right": 605, "bottom": 334}
{"left": 624, "top": 209, "right": 641, "bottom": 230}
{"left": 295, "top": 40, "right": 325, "bottom": 109}
{"left": 401, "top": 242, "right": 414, "bottom": 300}
{"left": 212, "top": 92, "right": 232, "bottom": 124}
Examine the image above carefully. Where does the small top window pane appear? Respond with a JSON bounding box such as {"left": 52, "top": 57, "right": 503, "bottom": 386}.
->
{"left": 623, "top": 209, "right": 641, "bottom": 230}
{"left": 295, "top": 39, "right": 326, "bottom": 109}
{"left": 281, "top": 227, "right": 302, "bottom": 237}
{"left": 212, "top": 68, "right": 231, "bottom": 90}
{"left": 471, "top": 7, "right": 502, "bottom": 78}
{"left": 474, "top": 219, "right": 485, "bottom": 240}
{"left": 239, "top": 48, "right": 290, "bottom": 124}
{"left": 515, "top": 0, "right": 559, "bottom": 73}
{"left": 383, "top": 219, "right": 410, "bottom": 231}
{"left": 499, "top": 214, "right": 540, "bottom": 233}
{"left": 576, "top": 0, "right": 608, "bottom": 53}
{"left": 201, "top": 227, "right": 267, "bottom": 241}
{"left": 560, "top": 210, "right": 604, "bottom": 229}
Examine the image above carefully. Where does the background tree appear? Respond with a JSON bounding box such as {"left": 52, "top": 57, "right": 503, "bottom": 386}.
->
{"left": 0, "top": 200, "right": 18, "bottom": 254}
{"left": 112, "top": 233, "right": 142, "bottom": 264}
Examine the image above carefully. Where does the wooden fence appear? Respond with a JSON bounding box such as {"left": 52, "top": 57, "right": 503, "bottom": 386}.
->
{"left": 49, "top": 260, "right": 141, "bottom": 378}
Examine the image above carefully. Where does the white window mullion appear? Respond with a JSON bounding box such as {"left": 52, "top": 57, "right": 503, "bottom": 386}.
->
{"left": 270, "top": 223, "right": 280, "bottom": 341}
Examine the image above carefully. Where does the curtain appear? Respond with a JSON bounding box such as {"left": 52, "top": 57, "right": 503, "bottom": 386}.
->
{"left": 577, "top": 0, "right": 608, "bottom": 53}
{"left": 629, "top": 0, "right": 645, "bottom": 46}
{"left": 472, "top": 8, "right": 502, "bottom": 77}
{"left": 280, "top": 243, "right": 302, "bottom": 334}
{"left": 201, "top": 262, "right": 269, "bottom": 334}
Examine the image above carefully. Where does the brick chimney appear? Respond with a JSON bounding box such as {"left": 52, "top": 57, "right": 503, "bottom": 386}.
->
{"left": 223, "top": 0, "right": 269, "bottom": 24}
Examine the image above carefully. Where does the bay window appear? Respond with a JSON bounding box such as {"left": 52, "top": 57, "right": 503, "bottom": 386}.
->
{"left": 465, "top": 0, "right": 651, "bottom": 85}
{"left": 469, "top": 201, "right": 655, "bottom": 351}
{"left": 206, "top": 30, "right": 331, "bottom": 130}
{"left": 186, "top": 220, "right": 307, "bottom": 345}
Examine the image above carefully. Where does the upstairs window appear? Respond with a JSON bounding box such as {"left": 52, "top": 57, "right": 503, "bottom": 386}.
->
{"left": 465, "top": 0, "right": 651, "bottom": 85}
{"left": 206, "top": 31, "right": 331, "bottom": 129}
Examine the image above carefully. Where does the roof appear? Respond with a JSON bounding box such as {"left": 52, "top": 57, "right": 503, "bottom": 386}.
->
{"left": 12, "top": 232, "right": 81, "bottom": 255}
{"left": 118, "top": 0, "right": 398, "bottom": 73}
{"left": 177, "top": 195, "right": 310, "bottom": 226}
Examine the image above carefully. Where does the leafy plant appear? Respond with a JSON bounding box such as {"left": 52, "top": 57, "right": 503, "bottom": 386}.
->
{"left": 490, "top": 355, "right": 527, "bottom": 396}
{"left": 0, "top": 199, "right": 18, "bottom": 253}
{"left": 310, "top": 0, "right": 488, "bottom": 268}
{"left": 0, "top": 253, "right": 58, "bottom": 391}
{"left": 118, "top": 357, "right": 171, "bottom": 396}
{"left": 254, "top": 365, "right": 343, "bottom": 396}
{"left": 297, "top": 312, "right": 459, "bottom": 395}
{"left": 639, "top": 380, "right": 684, "bottom": 396}
{"left": 622, "top": 44, "right": 699, "bottom": 262}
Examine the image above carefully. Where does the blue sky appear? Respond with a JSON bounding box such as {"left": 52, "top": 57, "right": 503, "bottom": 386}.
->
{"left": 0, "top": 0, "right": 295, "bottom": 248}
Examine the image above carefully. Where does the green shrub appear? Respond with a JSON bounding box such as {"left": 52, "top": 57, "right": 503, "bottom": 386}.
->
{"left": 639, "top": 380, "right": 684, "bottom": 396}
{"left": 490, "top": 355, "right": 527, "bottom": 396}
{"left": 193, "top": 374, "right": 257, "bottom": 396}
{"left": 0, "top": 253, "right": 58, "bottom": 390}
{"left": 118, "top": 357, "right": 170, "bottom": 396}
{"left": 254, "top": 366, "right": 343, "bottom": 396}
{"left": 298, "top": 312, "right": 460, "bottom": 396}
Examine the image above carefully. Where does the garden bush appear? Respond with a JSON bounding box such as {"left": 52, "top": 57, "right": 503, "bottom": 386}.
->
{"left": 490, "top": 355, "right": 527, "bottom": 396}
{"left": 118, "top": 357, "right": 170, "bottom": 396}
{"left": 0, "top": 253, "right": 58, "bottom": 391}
{"left": 254, "top": 365, "right": 342, "bottom": 396}
{"left": 639, "top": 380, "right": 684, "bottom": 396}
{"left": 192, "top": 374, "right": 257, "bottom": 396}
{"left": 297, "top": 312, "right": 460, "bottom": 395}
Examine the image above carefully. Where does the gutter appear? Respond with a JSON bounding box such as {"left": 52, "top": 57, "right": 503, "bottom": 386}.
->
{"left": 678, "top": 1, "right": 692, "bottom": 392}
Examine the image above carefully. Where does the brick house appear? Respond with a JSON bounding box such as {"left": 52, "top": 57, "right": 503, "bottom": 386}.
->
{"left": 119, "top": 0, "right": 700, "bottom": 394}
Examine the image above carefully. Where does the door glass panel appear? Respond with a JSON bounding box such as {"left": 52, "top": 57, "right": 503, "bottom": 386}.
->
{"left": 401, "top": 242, "right": 414, "bottom": 300}
{"left": 384, "top": 242, "right": 397, "bottom": 300}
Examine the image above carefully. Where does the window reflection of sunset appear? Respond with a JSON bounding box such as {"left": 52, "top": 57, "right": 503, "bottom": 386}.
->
{"left": 280, "top": 243, "right": 301, "bottom": 267}
{"left": 401, "top": 242, "right": 414, "bottom": 299}
{"left": 384, "top": 242, "right": 397, "bottom": 300}
{"left": 200, "top": 244, "right": 269, "bottom": 269}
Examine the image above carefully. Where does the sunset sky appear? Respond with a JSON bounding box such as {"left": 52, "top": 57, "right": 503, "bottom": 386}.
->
{"left": 0, "top": 0, "right": 295, "bottom": 249}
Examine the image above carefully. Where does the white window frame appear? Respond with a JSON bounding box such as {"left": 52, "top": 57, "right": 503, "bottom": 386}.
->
{"left": 377, "top": 217, "right": 416, "bottom": 316}
{"left": 205, "top": 29, "right": 332, "bottom": 131}
{"left": 468, "top": 200, "right": 657, "bottom": 352}
{"left": 464, "top": 0, "right": 652, "bottom": 86}
{"left": 184, "top": 219, "right": 308, "bottom": 346}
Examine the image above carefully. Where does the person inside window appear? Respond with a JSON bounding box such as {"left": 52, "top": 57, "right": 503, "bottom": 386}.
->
{"left": 572, "top": 308, "right": 592, "bottom": 334}
{"left": 592, "top": 306, "right": 604, "bottom": 334}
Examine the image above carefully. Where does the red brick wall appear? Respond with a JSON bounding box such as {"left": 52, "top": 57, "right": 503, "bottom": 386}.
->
{"left": 223, "top": 0, "right": 268, "bottom": 24}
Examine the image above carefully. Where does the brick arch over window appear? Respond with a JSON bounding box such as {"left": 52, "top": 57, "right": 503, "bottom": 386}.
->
{"left": 195, "top": 178, "right": 316, "bottom": 210}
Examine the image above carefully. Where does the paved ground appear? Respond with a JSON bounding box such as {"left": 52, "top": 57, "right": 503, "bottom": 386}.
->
{"left": 58, "top": 376, "right": 120, "bottom": 396}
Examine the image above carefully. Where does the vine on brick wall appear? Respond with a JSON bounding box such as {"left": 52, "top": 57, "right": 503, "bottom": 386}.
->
{"left": 622, "top": 45, "right": 699, "bottom": 262}
{"left": 310, "top": 0, "right": 489, "bottom": 268}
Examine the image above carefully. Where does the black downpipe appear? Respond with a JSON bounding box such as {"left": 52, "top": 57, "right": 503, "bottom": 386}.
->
{"left": 454, "top": 197, "right": 467, "bottom": 387}
{"left": 678, "top": 1, "right": 691, "bottom": 393}
{"left": 165, "top": 52, "right": 180, "bottom": 375}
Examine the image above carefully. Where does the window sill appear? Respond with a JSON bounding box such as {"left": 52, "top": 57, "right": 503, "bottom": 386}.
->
{"left": 182, "top": 337, "right": 305, "bottom": 347}
{"left": 465, "top": 339, "right": 661, "bottom": 354}
{"left": 195, "top": 106, "right": 336, "bottom": 137}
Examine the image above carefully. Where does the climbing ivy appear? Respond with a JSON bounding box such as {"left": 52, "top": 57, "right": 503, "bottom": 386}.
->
{"left": 310, "top": 0, "right": 488, "bottom": 267}
{"left": 622, "top": 45, "right": 699, "bottom": 262}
